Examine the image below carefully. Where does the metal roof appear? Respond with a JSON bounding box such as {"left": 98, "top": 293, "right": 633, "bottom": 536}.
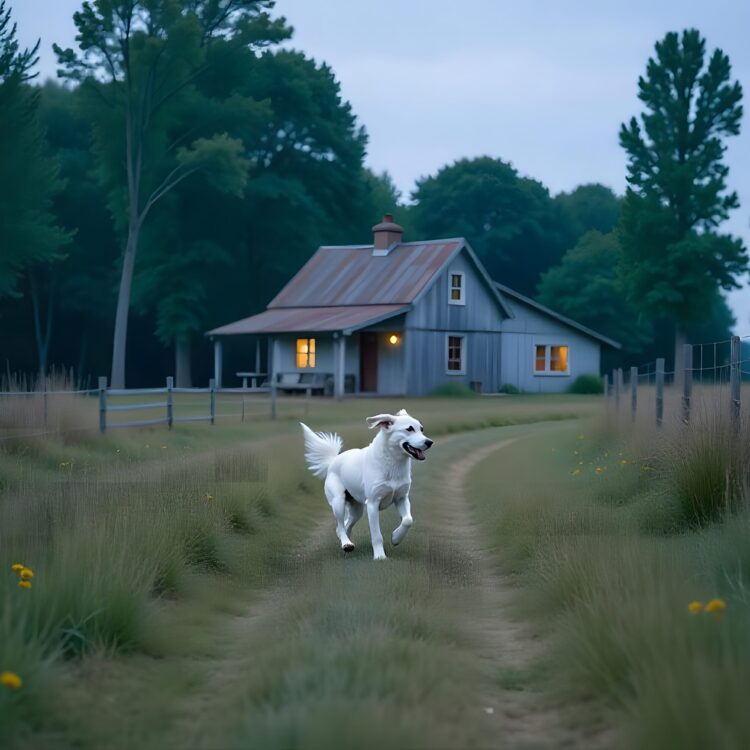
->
{"left": 493, "top": 282, "right": 621, "bottom": 349}
{"left": 206, "top": 305, "right": 410, "bottom": 336}
{"left": 268, "top": 240, "right": 464, "bottom": 307}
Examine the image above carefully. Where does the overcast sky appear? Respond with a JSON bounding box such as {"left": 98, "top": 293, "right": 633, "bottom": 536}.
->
{"left": 13, "top": 0, "right": 750, "bottom": 331}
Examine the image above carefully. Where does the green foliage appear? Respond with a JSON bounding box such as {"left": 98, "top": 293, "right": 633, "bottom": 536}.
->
{"left": 429, "top": 382, "right": 478, "bottom": 398}
{"left": 568, "top": 374, "right": 604, "bottom": 394}
{"left": 411, "top": 157, "right": 569, "bottom": 295}
{"left": 499, "top": 383, "right": 521, "bottom": 394}
{"left": 537, "top": 231, "right": 652, "bottom": 353}
{"left": 553, "top": 183, "right": 621, "bottom": 241}
{"left": 0, "top": 3, "right": 69, "bottom": 298}
{"left": 619, "top": 29, "right": 746, "bottom": 333}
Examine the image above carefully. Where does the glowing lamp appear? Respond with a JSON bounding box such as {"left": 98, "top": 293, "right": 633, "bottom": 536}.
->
{"left": 388, "top": 333, "right": 401, "bottom": 346}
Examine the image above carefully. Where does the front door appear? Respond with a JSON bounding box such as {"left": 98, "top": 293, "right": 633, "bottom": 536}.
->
{"left": 359, "top": 332, "right": 378, "bottom": 392}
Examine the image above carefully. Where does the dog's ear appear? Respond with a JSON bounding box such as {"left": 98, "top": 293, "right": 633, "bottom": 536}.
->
{"left": 366, "top": 413, "right": 395, "bottom": 430}
{"left": 396, "top": 409, "right": 408, "bottom": 417}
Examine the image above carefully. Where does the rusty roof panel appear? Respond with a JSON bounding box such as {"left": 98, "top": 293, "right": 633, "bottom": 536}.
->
{"left": 268, "top": 241, "right": 462, "bottom": 308}
{"left": 207, "top": 305, "right": 410, "bottom": 336}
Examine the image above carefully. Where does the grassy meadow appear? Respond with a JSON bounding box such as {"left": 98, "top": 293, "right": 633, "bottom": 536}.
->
{"left": 2, "top": 389, "right": 750, "bottom": 748}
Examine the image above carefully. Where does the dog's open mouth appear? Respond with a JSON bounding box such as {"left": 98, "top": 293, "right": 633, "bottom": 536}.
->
{"left": 402, "top": 442, "right": 426, "bottom": 461}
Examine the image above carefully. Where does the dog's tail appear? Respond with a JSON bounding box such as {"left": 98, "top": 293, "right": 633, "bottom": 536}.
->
{"left": 300, "top": 422, "right": 343, "bottom": 479}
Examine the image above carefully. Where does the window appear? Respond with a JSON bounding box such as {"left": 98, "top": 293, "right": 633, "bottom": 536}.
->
{"left": 296, "top": 338, "right": 316, "bottom": 368}
{"left": 534, "top": 344, "right": 569, "bottom": 375}
{"left": 447, "top": 335, "right": 465, "bottom": 373}
{"left": 449, "top": 271, "right": 465, "bottom": 305}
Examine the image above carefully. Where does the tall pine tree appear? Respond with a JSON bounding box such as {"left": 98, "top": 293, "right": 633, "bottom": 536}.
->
{"left": 619, "top": 29, "right": 745, "bottom": 369}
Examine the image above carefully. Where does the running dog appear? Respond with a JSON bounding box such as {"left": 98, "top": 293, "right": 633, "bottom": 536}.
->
{"left": 300, "top": 410, "right": 434, "bottom": 560}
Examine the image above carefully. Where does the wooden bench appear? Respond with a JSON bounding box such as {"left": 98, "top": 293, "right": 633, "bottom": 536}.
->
{"left": 275, "top": 372, "right": 333, "bottom": 396}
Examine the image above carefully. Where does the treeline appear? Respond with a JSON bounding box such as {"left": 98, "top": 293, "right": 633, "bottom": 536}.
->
{"left": 0, "top": 3, "right": 745, "bottom": 386}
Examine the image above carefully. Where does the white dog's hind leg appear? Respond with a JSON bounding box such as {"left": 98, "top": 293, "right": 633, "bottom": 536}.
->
{"left": 366, "top": 499, "right": 387, "bottom": 560}
{"left": 324, "top": 475, "right": 355, "bottom": 551}
{"left": 391, "top": 496, "right": 413, "bottom": 546}
{"left": 345, "top": 500, "right": 364, "bottom": 537}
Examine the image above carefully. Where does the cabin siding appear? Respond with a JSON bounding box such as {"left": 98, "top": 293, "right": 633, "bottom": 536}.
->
{"left": 500, "top": 299, "right": 601, "bottom": 392}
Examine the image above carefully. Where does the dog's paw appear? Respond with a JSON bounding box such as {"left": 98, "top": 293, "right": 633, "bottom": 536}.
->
{"left": 373, "top": 552, "right": 387, "bottom": 561}
{"left": 342, "top": 542, "right": 355, "bottom": 552}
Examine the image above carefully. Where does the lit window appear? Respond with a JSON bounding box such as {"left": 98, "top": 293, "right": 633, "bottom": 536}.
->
{"left": 296, "top": 338, "right": 316, "bottom": 368}
{"left": 534, "top": 344, "right": 569, "bottom": 374}
{"left": 447, "top": 335, "right": 464, "bottom": 372}
{"left": 449, "top": 272, "right": 465, "bottom": 304}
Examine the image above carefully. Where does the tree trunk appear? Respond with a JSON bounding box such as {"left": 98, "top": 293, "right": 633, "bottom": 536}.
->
{"left": 29, "top": 271, "right": 53, "bottom": 379}
{"left": 175, "top": 335, "right": 192, "bottom": 388}
{"left": 110, "top": 224, "right": 139, "bottom": 388}
{"left": 673, "top": 324, "right": 687, "bottom": 388}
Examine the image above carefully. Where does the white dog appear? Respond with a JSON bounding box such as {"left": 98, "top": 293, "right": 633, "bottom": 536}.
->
{"left": 300, "top": 409, "right": 434, "bottom": 560}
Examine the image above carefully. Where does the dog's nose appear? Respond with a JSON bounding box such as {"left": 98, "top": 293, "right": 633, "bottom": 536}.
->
{"left": 425, "top": 439, "right": 434, "bottom": 449}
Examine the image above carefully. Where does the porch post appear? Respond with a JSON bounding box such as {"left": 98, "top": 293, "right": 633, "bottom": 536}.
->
{"left": 335, "top": 333, "right": 346, "bottom": 400}
{"left": 255, "top": 337, "right": 261, "bottom": 374}
{"left": 213, "top": 337, "right": 223, "bottom": 390}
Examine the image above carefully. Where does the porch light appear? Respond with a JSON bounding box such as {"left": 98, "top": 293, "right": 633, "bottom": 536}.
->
{"left": 388, "top": 333, "right": 401, "bottom": 346}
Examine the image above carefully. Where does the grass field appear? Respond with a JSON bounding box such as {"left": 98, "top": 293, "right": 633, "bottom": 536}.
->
{"left": 1, "top": 391, "right": 749, "bottom": 748}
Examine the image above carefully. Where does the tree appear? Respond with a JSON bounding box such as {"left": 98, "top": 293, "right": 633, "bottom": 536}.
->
{"left": 411, "top": 157, "right": 569, "bottom": 295}
{"left": 55, "top": 1, "right": 289, "bottom": 386}
{"left": 537, "top": 231, "right": 652, "bottom": 354}
{"left": 619, "top": 29, "right": 746, "bottom": 369}
{"left": 0, "top": 1, "right": 69, "bottom": 373}
{"left": 554, "top": 183, "right": 621, "bottom": 247}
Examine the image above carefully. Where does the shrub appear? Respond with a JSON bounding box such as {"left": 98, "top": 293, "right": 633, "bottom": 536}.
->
{"left": 499, "top": 383, "right": 521, "bottom": 395}
{"left": 429, "top": 382, "right": 477, "bottom": 398}
{"left": 568, "top": 374, "right": 604, "bottom": 394}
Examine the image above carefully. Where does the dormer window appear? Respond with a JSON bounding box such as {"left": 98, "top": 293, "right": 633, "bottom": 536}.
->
{"left": 449, "top": 272, "right": 465, "bottom": 305}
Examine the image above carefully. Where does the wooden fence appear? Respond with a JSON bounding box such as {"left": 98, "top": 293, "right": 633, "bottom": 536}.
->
{"left": 606, "top": 334, "right": 746, "bottom": 430}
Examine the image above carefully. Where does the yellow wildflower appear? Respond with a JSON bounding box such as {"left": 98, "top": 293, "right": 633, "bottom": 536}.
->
{"left": 0, "top": 672, "right": 22, "bottom": 689}
{"left": 17, "top": 581, "right": 31, "bottom": 590}
{"left": 620, "top": 459, "right": 629, "bottom": 465}
{"left": 595, "top": 467, "right": 604, "bottom": 475}
{"left": 206, "top": 494, "right": 214, "bottom": 502}
{"left": 10, "top": 564, "right": 24, "bottom": 573}
{"left": 571, "top": 469, "right": 581, "bottom": 476}
{"left": 161, "top": 445, "right": 167, "bottom": 450}
{"left": 705, "top": 598, "right": 726, "bottom": 614}
{"left": 688, "top": 601, "right": 703, "bottom": 614}
{"left": 19, "top": 568, "right": 33, "bottom": 580}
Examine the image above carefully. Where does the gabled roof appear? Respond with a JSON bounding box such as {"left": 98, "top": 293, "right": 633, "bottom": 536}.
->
{"left": 493, "top": 282, "right": 621, "bottom": 349}
{"left": 267, "top": 239, "right": 513, "bottom": 317}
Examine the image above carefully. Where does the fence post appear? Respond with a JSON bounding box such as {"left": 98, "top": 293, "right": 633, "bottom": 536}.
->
{"left": 270, "top": 378, "right": 277, "bottom": 420}
{"left": 209, "top": 378, "right": 216, "bottom": 425}
{"left": 655, "top": 358, "right": 664, "bottom": 428}
{"left": 98, "top": 376, "right": 107, "bottom": 434}
{"left": 682, "top": 344, "right": 692, "bottom": 425}
{"left": 603, "top": 372, "right": 609, "bottom": 401}
{"left": 43, "top": 381, "right": 48, "bottom": 429}
{"left": 166, "top": 376, "right": 174, "bottom": 429}
{"left": 730, "top": 335, "right": 741, "bottom": 434}
{"left": 614, "top": 369, "right": 620, "bottom": 411}
{"left": 630, "top": 366, "right": 638, "bottom": 421}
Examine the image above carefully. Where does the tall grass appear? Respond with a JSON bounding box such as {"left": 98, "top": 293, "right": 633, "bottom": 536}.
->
{"left": 468, "top": 413, "right": 750, "bottom": 749}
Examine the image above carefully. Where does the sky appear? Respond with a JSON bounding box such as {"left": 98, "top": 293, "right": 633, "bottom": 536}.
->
{"left": 13, "top": 0, "right": 750, "bottom": 332}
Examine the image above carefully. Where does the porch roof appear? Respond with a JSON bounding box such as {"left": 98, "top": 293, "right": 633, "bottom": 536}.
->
{"left": 206, "top": 304, "right": 410, "bottom": 336}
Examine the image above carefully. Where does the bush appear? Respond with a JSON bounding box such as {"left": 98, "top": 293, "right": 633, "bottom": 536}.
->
{"left": 429, "top": 383, "right": 477, "bottom": 398}
{"left": 568, "top": 374, "right": 604, "bottom": 394}
{"left": 499, "top": 383, "right": 521, "bottom": 395}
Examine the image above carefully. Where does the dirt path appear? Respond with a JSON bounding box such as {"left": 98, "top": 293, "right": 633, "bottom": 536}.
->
{"left": 428, "top": 434, "right": 586, "bottom": 749}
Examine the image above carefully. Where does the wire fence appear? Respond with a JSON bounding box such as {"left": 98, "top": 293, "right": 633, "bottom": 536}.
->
{"left": 606, "top": 335, "right": 748, "bottom": 429}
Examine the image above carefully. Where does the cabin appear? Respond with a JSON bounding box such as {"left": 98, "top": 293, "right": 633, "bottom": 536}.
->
{"left": 206, "top": 215, "right": 619, "bottom": 396}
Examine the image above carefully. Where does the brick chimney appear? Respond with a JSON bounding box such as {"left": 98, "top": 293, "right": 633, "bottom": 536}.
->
{"left": 372, "top": 214, "right": 404, "bottom": 251}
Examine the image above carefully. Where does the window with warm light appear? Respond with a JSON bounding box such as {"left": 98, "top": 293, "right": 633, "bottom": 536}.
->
{"left": 447, "top": 335, "right": 465, "bottom": 373}
{"left": 534, "top": 344, "right": 569, "bottom": 374}
{"left": 449, "top": 272, "right": 465, "bottom": 305}
{"left": 296, "top": 338, "right": 316, "bottom": 368}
